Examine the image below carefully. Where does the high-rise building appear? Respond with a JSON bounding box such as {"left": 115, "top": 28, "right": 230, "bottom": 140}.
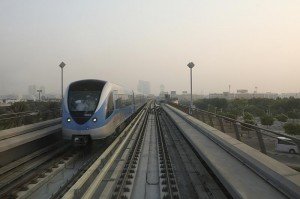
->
{"left": 28, "top": 85, "right": 37, "bottom": 97}
{"left": 137, "top": 80, "right": 151, "bottom": 95}
{"left": 160, "top": 84, "right": 165, "bottom": 93}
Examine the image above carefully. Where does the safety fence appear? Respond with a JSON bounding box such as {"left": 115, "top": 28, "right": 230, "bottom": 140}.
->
{"left": 169, "top": 103, "right": 300, "bottom": 156}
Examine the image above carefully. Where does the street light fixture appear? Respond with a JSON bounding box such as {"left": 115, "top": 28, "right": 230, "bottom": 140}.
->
{"left": 59, "top": 62, "right": 66, "bottom": 101}
{"left": 187, "top": 62, "right": 195, "bottom": 114}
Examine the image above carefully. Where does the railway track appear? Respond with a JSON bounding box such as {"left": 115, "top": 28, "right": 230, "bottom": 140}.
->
{"left": 0, "top": 141, "right": 72, "bottom": 198}
{"left": 0, "top": 141, "right": 112, "bottom": 199}
{"left": 0, "top": 119, "right": 109, "bottom": 199}
{"left": 62, "top": 101, "right": 229, "bottom": 198}
{"left": 2, "top": 101, "right": 293, "bottom": 198}
{"left": 159, "top": 107, "right": 230, "bottom": 198}
{"left": 0, "top": 118, "right": 61, "bottom": 141}
{"left": 62, "top": 102, "right": 150, "bottom": 199}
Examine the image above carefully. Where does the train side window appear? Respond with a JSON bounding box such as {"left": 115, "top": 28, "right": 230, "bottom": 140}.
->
{"left": 106, "top": 92, "right": 114, "bottom": 119}
{"left": 115, "top": 94, "right": 131, "bottom": 108}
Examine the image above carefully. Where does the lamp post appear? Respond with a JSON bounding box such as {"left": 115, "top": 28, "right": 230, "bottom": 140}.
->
{"left": 37, "top": 89, "right": 42, "bottom": 102}
{"left": 187, "top": 62, "right": 195, "bottom": 114}
{"left": 59, "top": 62, "right": 66, "bottom": 101}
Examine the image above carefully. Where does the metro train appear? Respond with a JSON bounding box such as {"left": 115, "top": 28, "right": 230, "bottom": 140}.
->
{"left": 62, "top": 79, "right": 147, "bottom": 145}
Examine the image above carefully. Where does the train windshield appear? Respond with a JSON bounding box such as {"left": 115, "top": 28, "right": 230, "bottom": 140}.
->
{"left": 68, "top": 91, "right": 100, "bottom": 112}
{"left": 68, "top": 80, "right": 106, "bottom": 112}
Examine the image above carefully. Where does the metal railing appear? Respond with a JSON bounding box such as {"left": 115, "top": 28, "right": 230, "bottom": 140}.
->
{"left": 0, "top": 109, "right": 61, "bottom": 130}
{"left": 169, "top": 103, "right": 300, "bottom": 155}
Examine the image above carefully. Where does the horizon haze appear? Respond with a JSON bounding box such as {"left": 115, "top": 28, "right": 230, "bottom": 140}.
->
{"left": 1, "top": 0, "right": 300, "bottom": 96}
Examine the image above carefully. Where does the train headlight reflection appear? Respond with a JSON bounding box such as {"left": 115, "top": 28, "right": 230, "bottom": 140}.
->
{"left": 67, "top": 118, "right": 71, "bottom": 123}
{"left": 92, "top": 118, "right": 97, "bottom": 122}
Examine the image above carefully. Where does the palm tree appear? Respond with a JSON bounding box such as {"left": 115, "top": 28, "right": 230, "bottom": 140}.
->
{"left": 4, "top": 102, "right": 27, "bottom": 128}
{"left": 40, "top": 102, "right": 61, "bottom": 121}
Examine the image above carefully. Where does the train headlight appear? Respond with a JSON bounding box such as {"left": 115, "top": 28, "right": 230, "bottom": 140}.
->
{"left": 92, "top": 117, "right": 97, "bottom": 122}
{"left": 67, "top": 118, "right": 71, "bottom": 123}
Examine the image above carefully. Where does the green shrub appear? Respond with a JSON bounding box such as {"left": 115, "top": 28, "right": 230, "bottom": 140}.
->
{"left": 241, "top": 119, "right": 256, "bottom": 130}
{"left": 260, "top": 115, "right": 274, "bottom": 126}
{"left": 283, "top": 123, "right": 300, "bottom": 135}
{"left": 276, "top": 114, "right": 288, "bottom": 122}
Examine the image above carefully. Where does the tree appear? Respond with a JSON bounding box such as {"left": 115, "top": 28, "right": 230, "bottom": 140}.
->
{"left": 241, "top": 112, "right": 256, "bottom": 131}
{"left": 276, "top": 114, "right": 288, "bottom": 122}
{"left": 241, "top": 119, "right": 256, "bottom": 131}
{"left": 283, "top": 123, "right": 300, "bottom": 135}
{"left": 4, "top": 102, "right": 28, "bottom": 128}
{"left": 218, "top": 112, "right": 237, "bottom": 120}
{"left": 260, "top": 115, "right": 274, "bottom": 126}
{"left": 194, "top": 98, "right": 228, "bottom": 111}
{"left": 40, "top": 102, "right": 61, "bottom": 120}
{"left": 243, "top": 112, "right": 253, "bottom": 121}
{"left": 287, "top": 110, "right": 300, "bottom": 119}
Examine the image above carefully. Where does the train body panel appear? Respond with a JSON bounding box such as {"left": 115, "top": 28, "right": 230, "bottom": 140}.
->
{"left": 62, "top": 79, "right": 146, "bottom": 144}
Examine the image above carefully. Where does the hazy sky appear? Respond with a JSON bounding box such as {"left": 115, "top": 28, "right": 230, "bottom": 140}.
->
{"left": 1, "top": 0, "right": 300, "bottom": 95}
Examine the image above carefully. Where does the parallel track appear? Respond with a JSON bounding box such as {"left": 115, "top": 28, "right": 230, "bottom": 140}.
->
{"left": 111, "top": 103, "right": 150, "bottom": 198}
{"left": 155, "top": 107, "right": 180, "bottom": 199}
{"left": 0, "top": 142, "right": 71, "bottom": 198}
{"left": 60, "top": 101, "right": 229, "bottom": 198}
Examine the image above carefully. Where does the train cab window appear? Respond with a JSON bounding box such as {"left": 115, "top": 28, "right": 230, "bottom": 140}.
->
{"left": 69, "top": 92, "right": 99, "bottom": 112}
{"left": 68, "top": 80, "right": 104, "bottom": 112}
{"left": 106, "top": 92, "right": 114, "bottom": 119}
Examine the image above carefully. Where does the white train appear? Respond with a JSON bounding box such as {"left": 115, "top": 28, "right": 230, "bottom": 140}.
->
{"left": 62, "top": 79, "right": 146, "bottom": 145}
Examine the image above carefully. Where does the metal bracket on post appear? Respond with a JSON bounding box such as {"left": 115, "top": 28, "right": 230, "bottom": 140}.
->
{"left": 189, "top": 106, "right": 192, "bottom": 115}
{"left": 201, "top": 112, "right": 206, "bottom": 123}
{"left": 218, "top": 118, "right": 225, "bottom": 133}
{"left": 208, "top": 115, "right": 214, "bottom": 127}
{"left": 233, "top": 122, "right": 241, "bottom": 141}
{"left": 255, "top": 128, "right": 267, "bottom": 154}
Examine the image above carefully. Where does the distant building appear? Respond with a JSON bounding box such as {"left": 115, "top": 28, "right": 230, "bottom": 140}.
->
{"left": 237, "top": 89, "right": 248, "bottom": 94}
{"left": 263, "top": 92, "right": 279, "bottom": 99}
{"left": 28, "top": 85, "right": 37, "bottom": 97}
{"left": 209, "top": 91, "right": 279, "bottom": 99}
{"left": 209, "top": 92, "right": 234, "bottom": 100}
{"left": 178, "top": 93, "right": 205, "bottom": 102}
{"left": 281, "top": 93, "right": 300, "bottom": 99}
{"left": 137, "top": 80, "right": 151, "bottom": 95}
{"left": 170, "top": 91, "right": 177, "bottom": 99}
{"left": 40, "top": 86, "right": 46, "bottom": 96}
{"left": 158, "top": 91, "right": 169, "bottom": 101}
{"left": 160, "top": 84, "right": 165, "bottom": 94}
{"left": 0, "top": 94, "right": 19, "bottom": 100}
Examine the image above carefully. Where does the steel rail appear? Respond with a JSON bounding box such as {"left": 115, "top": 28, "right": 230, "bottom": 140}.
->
{"left": 165, "top": 104, "right": 300, "bottom": 199}
{"left": 62, "top": 104, "right": 148, "bottom": 199}
{"left": 160, "top": 107, "right": 230, "bottom": 198}
{"left": 111, "top": 103, "right": 151, "bottom": 199}
{"left": 0, "top": 142, "right": 71, "bottom": 198}
{"left": 155, "top": 105, "right": 180, "bottom": 199}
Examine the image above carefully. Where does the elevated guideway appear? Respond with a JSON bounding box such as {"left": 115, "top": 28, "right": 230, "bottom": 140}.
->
{"left": 1, "top": 103, "right": 300, "bottom": 198}
{"left": 163, "top": 104, "right": 300, "bottom": 199}
{"left": 0, "top": 118, "right": 62, "bottom": 165}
